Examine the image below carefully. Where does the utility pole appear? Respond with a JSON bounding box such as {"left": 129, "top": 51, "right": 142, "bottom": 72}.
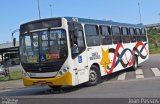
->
{"left": 49, "top": 4, "right": 53, "bottom": 17}
{"left": 159, "top": 13, "right": 160, "bottom": 22}
{"left": 138, "top": 2, "right": 142, "bottom": 24}
{"left": 38, "top": 0, "right": 41, "bottom": 19}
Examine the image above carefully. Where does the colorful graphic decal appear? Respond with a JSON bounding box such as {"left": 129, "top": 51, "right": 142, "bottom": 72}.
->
{"left": 100, "top": 42, "right": 148, "bottom": 74}
{"left": 100, "top": 49, "right": 111, "bottom": 73}
{"left": 46, "top": 54, "right": 60, "bottom": 60}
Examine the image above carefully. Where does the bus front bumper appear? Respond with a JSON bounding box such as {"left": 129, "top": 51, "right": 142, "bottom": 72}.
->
{"left": 22, "top": 72, "right": 72, "bottom": 86}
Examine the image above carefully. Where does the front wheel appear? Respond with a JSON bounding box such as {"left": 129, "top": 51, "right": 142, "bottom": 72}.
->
{"left": 49, "top": 85, "right": 62, "bottom": 90}
{"left": 85, "top": 65, "right": 101, "bottom": 87}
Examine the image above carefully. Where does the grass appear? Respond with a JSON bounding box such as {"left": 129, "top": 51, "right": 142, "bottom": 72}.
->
{"left": 0, "top": 70, "right": 22, "bottom": 81}
{"left": 149, "top": 43, "right": 160, "bottom": 54}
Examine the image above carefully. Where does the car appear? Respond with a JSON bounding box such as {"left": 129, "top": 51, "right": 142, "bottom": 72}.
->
{"left": 0, "top": 65, "right": 9, "bottom": 77}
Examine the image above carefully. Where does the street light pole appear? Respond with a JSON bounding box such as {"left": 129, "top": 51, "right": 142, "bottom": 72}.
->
{"left": 158, "top": 13, "right": 160, "bottom": 22}
{"left": 49, "top": 4, "right": 53, "bottom": 17}
{"left": 38, "top": 0, "right": 41, "bottom": 19}
{"left": 11, "top": 29, "right": 19, "bottom": 38}
{"left": 138, "top": 2, "right": 142, "bottom": 24}
{"left": 11, "top": 29, "right": 19, "bottom": 47}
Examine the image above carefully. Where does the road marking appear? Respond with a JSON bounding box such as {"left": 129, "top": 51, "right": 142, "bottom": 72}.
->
{"left": 151, "top": 68, "right": 160, "bottom": 77}
{"left": 117, "top": 72, "right": 126, "bottom": 80}
{"left": 136, "top": 69, "right": 143, "bottom": 75}
{"left": 136, "top": 69, "right": 144, "bottom": 79}
{"left": 0, "top": 89, "right": 13, "bottom": 92}
{"left": 136, "top": 75, "right": 144, "bottom": 79}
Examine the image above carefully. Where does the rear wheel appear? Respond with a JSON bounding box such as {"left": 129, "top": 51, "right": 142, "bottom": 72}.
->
{"left": 132, "top": 55, "right": 138, "bottom": 70}
{"left": 85, "top": 65, "right": 101, "bottom": 87}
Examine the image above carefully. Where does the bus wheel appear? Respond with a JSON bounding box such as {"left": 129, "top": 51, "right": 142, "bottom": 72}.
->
{"left": 85, "top": 65, "right": 101, "bottom": 87}
{"left": 49, "top": 86, "right": 62, "bottom": 90}
{"left": 132, "top": 56, "right": 138, "bottom": 71}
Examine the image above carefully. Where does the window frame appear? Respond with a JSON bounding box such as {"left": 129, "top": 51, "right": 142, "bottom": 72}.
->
{"left": 141, "top": 28, "right": 146, "bottom": 35}
{"left": 111, "top": 26, "right": 122, "bottom": 44}
{"left": 135, "top": 28, "right": 141, "bottom": 35}
{"left": 121, "top": 27, "right": 130, "bottom": 43}
{"left": 100, "top": 25, "right": 111, "bottom": 36}
{"left": 99, "top": 25, "right": 112, "bottom": 45}
{"left": 129, "top": 28, "right": 137, "bottom": 43}
{"left": 121, "top": 27, "right": 128, "bottom": 36}
{"left": 84, "top": 24, "right": 100, "bottom": 47}
{"left": 112, "top": 26, "right": 121, "bottom": 36}
{"left": 68, "top": 22, "right": 86, "bottom": 59}
{"left": 129, "top": 28, "right": 135, "bottom": 36}
{"left": 140, "top": 28, "right": 147, "bottom": 42}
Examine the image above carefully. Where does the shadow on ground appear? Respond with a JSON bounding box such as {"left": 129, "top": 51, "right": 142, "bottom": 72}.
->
{"left": 0, "top": 67, "right": 138, "bottom": 96}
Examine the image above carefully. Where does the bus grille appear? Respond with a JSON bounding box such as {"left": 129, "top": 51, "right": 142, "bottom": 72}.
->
{"left": 22, "top": 60, "right": 64, "bottom": 73}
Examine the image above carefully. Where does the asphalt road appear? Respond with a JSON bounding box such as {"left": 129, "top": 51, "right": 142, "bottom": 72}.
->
{"left": 0, "top": 54, "right": 160, "bottom": 98}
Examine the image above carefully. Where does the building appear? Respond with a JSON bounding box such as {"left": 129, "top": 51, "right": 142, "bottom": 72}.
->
{"left": 0, "top": 42, "right": 19, "bottom": 66}
{"left": 145, "top": 23, "right": 160, "bottom": 30}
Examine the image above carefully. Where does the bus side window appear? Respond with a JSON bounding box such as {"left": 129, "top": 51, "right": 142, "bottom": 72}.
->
{"left": 77, "top": 31, "right": 85, "bottom": 52}
{"left": 136, "top": 28, "right": 141, "bottom": 42}
{"left": 122, "top": 27, "right": 130, "bottom": 43}
{"left": 141, "top": 29, "right": 147, "bottom": 42}
{"left": 100, "top": 26, "right": 112, "bottom": 45}
{"left": 130, "top": 28, "right": 137, "bottom": 43}
{"left": 85, "top": 25, "right": 100, "bottom": 46}
{"left": 112, "top": 26, "right": 122, "bottom": 44}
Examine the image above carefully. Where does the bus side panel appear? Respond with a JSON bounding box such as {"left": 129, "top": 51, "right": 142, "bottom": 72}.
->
{"left": 100, "top": 41, "right": 149, "bottom": 75}
{"left": 137, "top": 42, "right": 149, "bottom": 64}
{"left": 72, "top": 50, "right": 89, "bottom": 85}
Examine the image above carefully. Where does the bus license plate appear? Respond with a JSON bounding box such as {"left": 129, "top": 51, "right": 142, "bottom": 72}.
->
{"left": 36, "top": 81, "right": 47, "bottom": 86}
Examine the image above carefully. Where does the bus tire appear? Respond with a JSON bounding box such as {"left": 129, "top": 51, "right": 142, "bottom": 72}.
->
{"left": 132, "top": 55, "right": 138, "bottom": 71}
{"left": 49, "top": 85, "right": 62, "bottom": 90}
{"left": 85, "top": 65, "right": 101, "bottom": 87}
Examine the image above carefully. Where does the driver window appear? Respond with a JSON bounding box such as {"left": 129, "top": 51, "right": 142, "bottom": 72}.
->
{"left": 70, "top": 30, "right": 85, "bottom": 58}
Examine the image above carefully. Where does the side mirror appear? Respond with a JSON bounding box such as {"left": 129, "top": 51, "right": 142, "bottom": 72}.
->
{"left": 13, "top": 38, "right": 16, "bottom": 46}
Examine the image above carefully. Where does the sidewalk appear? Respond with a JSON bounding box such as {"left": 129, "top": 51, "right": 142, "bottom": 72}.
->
{"left": 0, "top": 79, "right": 24, "bottom": 90}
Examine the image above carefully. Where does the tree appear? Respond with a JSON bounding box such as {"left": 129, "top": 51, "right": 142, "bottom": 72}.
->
{"left": 148, "top": 28, "right": 160, "bottom": 48}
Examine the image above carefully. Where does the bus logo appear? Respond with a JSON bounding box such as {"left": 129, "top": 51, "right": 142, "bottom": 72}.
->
{"left": 100, "top": 48, "right": 111, "bottom": 73}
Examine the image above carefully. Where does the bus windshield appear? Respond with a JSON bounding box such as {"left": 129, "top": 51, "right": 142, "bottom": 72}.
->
{"left": 20, "top": 29, "right": 68, "bottom": 63}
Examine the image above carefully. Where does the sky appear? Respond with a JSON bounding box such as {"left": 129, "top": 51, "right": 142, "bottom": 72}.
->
{"left": 0, "top": 0, "right": 160, "bottom": 43}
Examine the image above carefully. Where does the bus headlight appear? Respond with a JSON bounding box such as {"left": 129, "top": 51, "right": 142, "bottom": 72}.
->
{"left": 57, "top": 67, "right": 69, "bottom": 77}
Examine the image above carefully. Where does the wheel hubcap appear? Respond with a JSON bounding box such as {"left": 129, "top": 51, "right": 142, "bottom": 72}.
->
{"left": 89, "top": 70, "right": 97, "bottom": 82}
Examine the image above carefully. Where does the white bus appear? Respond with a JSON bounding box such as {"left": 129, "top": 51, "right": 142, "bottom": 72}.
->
{"left": 19, "top": 17, "right": 149, "bottom": 88}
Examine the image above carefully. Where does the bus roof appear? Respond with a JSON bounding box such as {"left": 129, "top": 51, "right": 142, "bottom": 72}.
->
{"left": 20, "top": 17, "right": 145, "bottom": 30}
{"left": 64, "top": 17, "right": 145, "bottom": 28}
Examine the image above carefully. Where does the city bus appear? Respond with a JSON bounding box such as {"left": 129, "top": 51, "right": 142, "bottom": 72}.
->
{"left": 19, "top": 17, "right": 149, "bottom": 88}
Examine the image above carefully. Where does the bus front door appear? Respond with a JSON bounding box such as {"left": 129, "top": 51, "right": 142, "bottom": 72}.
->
{"left": 69, "top": 22, "right": 88, "bottom": 85}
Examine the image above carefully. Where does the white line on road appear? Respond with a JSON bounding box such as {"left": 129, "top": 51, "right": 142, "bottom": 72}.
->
{"left": 136, "top": 75, "right": 144, "bottom": 79}
{"left": 0, "top": 89, "right": 13, "bottom": 92}
{"left": 117, "top": 72, "right": 126, "bottom": 80}
{"left": 151, "top": 68, "right": 160, "bottom": 77}
{"left": 136, "top": 69, "right": 143, "bottom": 75}
{"left": 136, "top": 69, "right": 144, "bottom": 79}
